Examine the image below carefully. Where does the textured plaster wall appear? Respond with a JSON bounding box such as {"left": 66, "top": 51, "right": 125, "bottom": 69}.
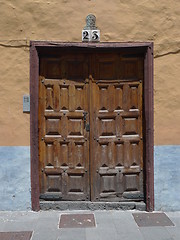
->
{"left": 0, "top": 147, "right": 31, "bottom": 210}
{"left": 0, "top": 0, "right": 180, "bottom": 145}
{"left": 0, "top": 46, "right": 30, "bottom": 146}
{"left": 154, "top": 146, "right": 180, "bottom": 211}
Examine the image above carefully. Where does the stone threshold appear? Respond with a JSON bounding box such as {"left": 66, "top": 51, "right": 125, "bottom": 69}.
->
{"left": 40, "top": 201, "right": 146, "bottom": 211}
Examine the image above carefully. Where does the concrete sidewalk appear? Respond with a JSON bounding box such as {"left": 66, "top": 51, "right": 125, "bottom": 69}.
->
{"left": 0, "top": 210, "right": 179, "bottom": 240}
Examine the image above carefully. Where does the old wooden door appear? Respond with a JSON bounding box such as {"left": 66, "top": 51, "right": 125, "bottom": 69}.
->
{"left": 39, "top": 50, "right": 144, "bottom": 203}
{"left": 90, "top": 53, "right": 144, "bottom": 202}
{"left": 39, "top": 53, "right": 90, "bottom": 201}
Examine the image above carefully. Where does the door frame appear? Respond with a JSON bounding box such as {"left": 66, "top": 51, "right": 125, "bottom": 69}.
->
{"left": 30, "top": 41, "right": 154, "bottom": 211}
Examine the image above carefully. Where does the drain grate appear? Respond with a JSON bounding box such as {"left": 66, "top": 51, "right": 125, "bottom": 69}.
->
{"left": 0, "top": 231, "right": 33, "bottom": 240}
{"left": 133, "top": 213, "right": 175, "bottom": 227}
{"left": 59, "top": 213, "right": 96, "bottom": 228}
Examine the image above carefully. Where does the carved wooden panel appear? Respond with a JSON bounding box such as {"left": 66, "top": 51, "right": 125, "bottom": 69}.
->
{"left": 39, "top": 55, "right": 89, "bottom": 201}
{"left": 90, "top": 53, "right": 144, "bottom": 202}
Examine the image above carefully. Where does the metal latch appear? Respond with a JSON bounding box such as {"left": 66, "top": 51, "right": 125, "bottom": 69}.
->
{"left": 83, "top": 112, "right": 90, "bottom": 132}
{"left": 86, "top": 123, "right": 90, "bottom": 132}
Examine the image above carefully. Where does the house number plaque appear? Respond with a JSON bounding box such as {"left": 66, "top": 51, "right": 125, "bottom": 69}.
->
{"left": 82, "top": 14, "right": 100, "bottom": 42}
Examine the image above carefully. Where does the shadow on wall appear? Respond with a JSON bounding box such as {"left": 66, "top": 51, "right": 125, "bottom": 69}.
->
{"left": 154, "top": 145, "right": 180, "bottom": 211}
{"left": 0, "top": 147, "right": 31, "bottom": 211}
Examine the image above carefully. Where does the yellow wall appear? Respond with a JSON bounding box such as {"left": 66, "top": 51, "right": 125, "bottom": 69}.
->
{"left": 0, "top": 0, "right": 180, "bottom": 146}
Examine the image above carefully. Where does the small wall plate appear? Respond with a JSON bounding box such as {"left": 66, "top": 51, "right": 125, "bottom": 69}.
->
{"left": 23, "top": 95, "right": 30, "bottom": 113}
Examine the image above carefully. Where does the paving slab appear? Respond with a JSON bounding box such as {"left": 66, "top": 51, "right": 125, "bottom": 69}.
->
{"left": 115, "top": 229, "right": 144, "bottom": 240}
{"left": 166, "top": 226, "right": 180, "bottom": 240}
{"left": 94, "top": 211, "right": 116, "bottom": 229}
{"left": 3, "top": 222, "right": 34, "bottom": 233}
{"left": 86, "top": 228, "right": 101, "bottom": 240}
{"left": 0, "top": 231, "right": 32, "bottom": 240}
{"left": 32, "top": 230, "right": 59, "bottom": 240}
{"left": 133, "top": 212, "right": 174, "bottom": 227}
{"left": 0, "top": 211, "right": 38, "bottom": 232}
{"left": 140, "top": 227, "right": 174, "bottom": 240}
{"left": 59, "top": 213, "right": 95, "bottom": 228}
{"left": 112, "top": 211, "right": 140, "bottom": 233}
{"left": 166, "top": 212, "right": 180, "bottom": 227}
{"left": 57, "top": 228, "right": 86, "bottom": 240}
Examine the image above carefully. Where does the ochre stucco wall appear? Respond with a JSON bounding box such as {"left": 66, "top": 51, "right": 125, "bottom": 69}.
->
{"left": 0, "top": 0, "right": 180, "bottom": 146}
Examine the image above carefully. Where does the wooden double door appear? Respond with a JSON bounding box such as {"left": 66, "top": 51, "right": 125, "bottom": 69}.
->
{"left": 39, "top": 50, "right": 144, "bottom": 203}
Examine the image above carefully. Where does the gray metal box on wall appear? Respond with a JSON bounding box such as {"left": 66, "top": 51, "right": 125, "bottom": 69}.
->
{"left": 23, "top": 95, "right": 30, "bottom": 113}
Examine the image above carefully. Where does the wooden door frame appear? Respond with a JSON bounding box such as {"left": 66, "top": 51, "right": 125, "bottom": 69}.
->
{"left": 30, "top": 41, "right": 154, "bottom": 211}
